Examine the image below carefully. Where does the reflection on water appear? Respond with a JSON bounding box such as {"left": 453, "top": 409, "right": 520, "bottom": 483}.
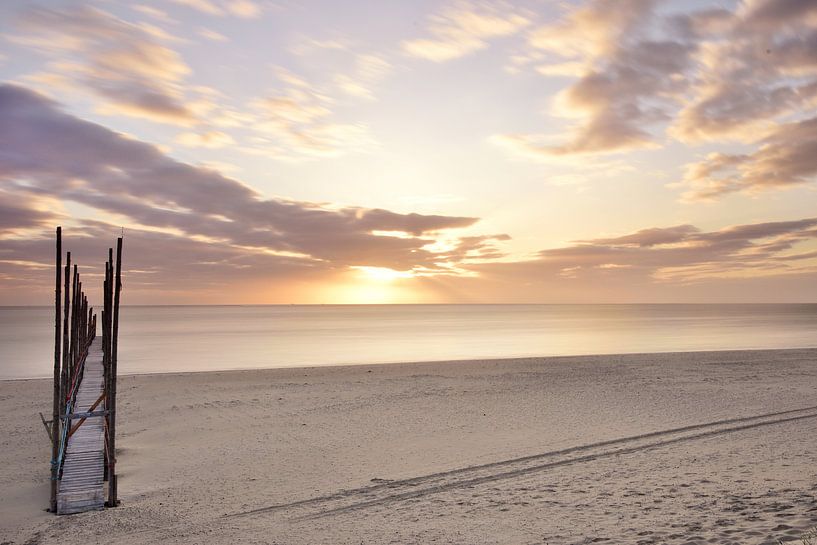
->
{"left": 1, "top": 304, "right": 816, "bottom": 379}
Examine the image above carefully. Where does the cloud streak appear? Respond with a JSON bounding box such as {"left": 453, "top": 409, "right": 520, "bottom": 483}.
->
{"left": 678, "top": 116, "right": 817, "bottom": 201}
{"left": 246, "top": 70, "right": 377, "bottom": 158}
{"left": 671, "top": 0, "right": 817, "bottom": 143}
{"left": 171, "top": 0, "right": 262, "bottom": 19}
{"left": 510, "top": 0, "right": 694, "bottom": 155}
{"left": 402, "top": 1, "right": 529, "bottom": 62}
{"left": 2, "top": 79, "right": 815, "bottom": 304}
{"left": 464, "top": 217, "right": 817, "bottom": 302}
{"left": 494, "top": 0, "right": 817, "bottom": 203}
{"left": 0, "top": 84, "right": 484, "bottom": 299}
{"left": 15, "top": 5, "right": 200, "bottom": 125}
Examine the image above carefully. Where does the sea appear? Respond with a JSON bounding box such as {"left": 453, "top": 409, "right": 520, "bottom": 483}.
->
{"left": 1, "top": 304, "right": 816, "bottom": 380}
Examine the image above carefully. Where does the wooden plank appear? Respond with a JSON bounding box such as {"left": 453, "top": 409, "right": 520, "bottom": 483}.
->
{"left": 57, "top": 337, "right": 107, "bottom": 515}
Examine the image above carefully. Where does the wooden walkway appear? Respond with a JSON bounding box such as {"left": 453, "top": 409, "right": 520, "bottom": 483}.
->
{"left": 57, "top": 337, "right": 106, "bottom": 515}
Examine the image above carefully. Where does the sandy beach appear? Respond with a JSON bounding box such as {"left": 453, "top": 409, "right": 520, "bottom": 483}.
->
{"left": 2, "top": 348, "right": 816, "bottom": 544}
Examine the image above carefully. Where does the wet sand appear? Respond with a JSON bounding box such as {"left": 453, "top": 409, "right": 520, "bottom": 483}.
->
{"left": 2, "top": 348, "right": 816, "bottom": 544}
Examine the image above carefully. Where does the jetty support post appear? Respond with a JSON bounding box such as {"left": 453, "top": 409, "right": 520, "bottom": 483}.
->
{"left": 70, "top": 265, "right": 78, "bottom": 381}
{"left": 103, "top": 254, "right": 111, "bottom": 481}
{"left": 107, "top": 237, "right": 122, "bottom": 507}
{"left": 50, "top": 227, "right": 62, "bottom": 512}
{"left": 61, "top": 253, "right": 70, "bottom": 414}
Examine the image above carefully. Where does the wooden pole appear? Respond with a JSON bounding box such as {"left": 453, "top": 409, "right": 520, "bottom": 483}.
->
{"left": 50, "top": 227, "right": 62, "bottom": 512}
{"left": 82, "top": 295, "right": 87, "bottom": 351}
{"left": 107, "top": 237, "right": 122, "bottom": 507}
{"left": 107, "top": 252, "right": 112, "bottom": 363}
{"left": 61, "top": 253, "right": 71, "bottom": 405}
{"left": 103, "top": 258, "right": 111, "bottom": 482}
{"left": 70, "top": 265, "right": 78, "bottom": 382}
{"left": 75, "top": 279, "right": 81, "bottom": 377}
{"left": 79, "top": 286, "right": 84, "bottom": 355}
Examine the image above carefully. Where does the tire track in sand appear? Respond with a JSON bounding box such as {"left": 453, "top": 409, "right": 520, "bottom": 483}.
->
{"left": 224, "top": 404, "right": 817, "bottom": 520}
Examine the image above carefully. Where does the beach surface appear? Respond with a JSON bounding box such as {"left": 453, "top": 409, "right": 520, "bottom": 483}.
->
{"left": 2, "top": 349, "right": 816, "bottom": 544}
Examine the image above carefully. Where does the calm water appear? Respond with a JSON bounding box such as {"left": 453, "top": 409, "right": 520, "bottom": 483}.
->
{"left": 1, "top": 304, "right": 816, "bottom": 380}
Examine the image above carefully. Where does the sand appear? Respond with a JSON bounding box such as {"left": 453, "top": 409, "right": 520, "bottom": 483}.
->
{"left": 1, "top": 348, "right": 816, "bottom": 544}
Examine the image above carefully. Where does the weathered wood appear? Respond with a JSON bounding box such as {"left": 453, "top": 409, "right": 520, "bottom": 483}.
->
{"left": 107, "top": 238, "right": 122, "bottom": 507}
{"left": 49, "top": 230, "right": 123, "bottom": 515}
{"left": 39, "top": 412, "right": 53, "bottom": 442}
{"left": 67, "top": 408, "right": 108, "bottom": 422}
{"left": 61, "top": 254, "right": 70, "bottom": 404}
{"left": 70, "top": 265, "right": 78, "bottom": 382}
{"left": 57, "top": 337, "right": 106, "bottom": 515}
{"left": 50, "top": 226, "right": 62, "bottom": 512}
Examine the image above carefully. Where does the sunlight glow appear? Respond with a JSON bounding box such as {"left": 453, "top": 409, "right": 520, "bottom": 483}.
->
{"left": 353, "top": 266, "right": 415, "bottom": 282}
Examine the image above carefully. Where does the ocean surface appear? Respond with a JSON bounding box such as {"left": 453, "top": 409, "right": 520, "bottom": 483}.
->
{"left": 1, "top": 304, "right": 816, "bottom": 380}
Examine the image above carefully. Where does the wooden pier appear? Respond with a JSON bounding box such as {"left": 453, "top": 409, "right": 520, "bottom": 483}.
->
{"left": 57, "top": 338, "right": 105, "bottom": 514}
{"left": 46, "top": 227, "right": 123, "bottom": 515}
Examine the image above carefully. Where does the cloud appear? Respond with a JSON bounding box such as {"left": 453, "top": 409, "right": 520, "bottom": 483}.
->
{"left": 0, "top": 220, "right": 325, "bottom": 303}
{"left": 227, "top": 0, "right": 262, "bottom": 18}
{"left": 433, "top": 234, "right": 512, "bottom": 263}
{"left": 2, "top": 85, "right": 814, "bottom": 303}
{"left": 497, "top": 0, "right": 816, "bottom": 173}
{"left": 678, "top": 116, "right": 817, "bottom": 201}
{"left": 171, "top": 0, "right": 261, "bottom": 18}
{"left": 0, "top": 84, "right": 482, "bottom": 292}
{"left": 289, "top": 38, "right": 351, "bottom": 56}
{"left": 671, "top": 1, "right": 817, "bottom": 144}
{"left": 544, "top": 217, "right": 817, "bottom": 276}
{"left": 15, "top": 5, "right": 199, "bottom": 125}
{"left": 334, "top": 54, "right": 392, "bottom": 100}
{"left": 551, "top": 41, "right": 692, "bottom": 155}
{"left": 12, "top": 1, "right": 525, "bottom": 163}
{"left": 488, "top": 133, "right": 637, "bottom": 184}
{"left": 198, "top": 27, "right": 229, "bottom": 42}
{"left": 402, "top": 1, "right": 530, "bottom": 62}
{"left": 175, "top": 130, "right": 235, "bottom": 148}
{"left": 578, "top": 225, "right": 700, "bottom": 248}
{"left": 132, "top": 5, "right": 176, "bottom": 24}
{"left": 741, "top": 0, "right": 817, "bottom": 32}
{"left": 502, "top": 0, "right": 694, "bottom": 156}
{"left": 462, "top": 217, "right": 817, "bottom": 301}
{"left": 171, "top": 0, "right": 222, "bottom": 16}
{"left": 0, "top": 189, "right": 59, "bottom": 234}
{"left": 528, "top": 0, "right": 653, "bottom": 59}
{"left": 245, "top": 70, "right": 377, "bottom": 158}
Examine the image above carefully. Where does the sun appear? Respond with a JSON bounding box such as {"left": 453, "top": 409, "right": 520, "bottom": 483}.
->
{"left": 324, "top": 267, "right": 422, "bottom": 304}
{"left": 352, "top": 266, "right": 415, "bottom": 282}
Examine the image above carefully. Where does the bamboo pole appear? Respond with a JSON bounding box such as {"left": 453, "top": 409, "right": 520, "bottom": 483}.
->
{"left": 107, "top": 238, "right": 122, "bottom": 507}
{"left": 50, "top": 227, "right": 62, "bottom": 512}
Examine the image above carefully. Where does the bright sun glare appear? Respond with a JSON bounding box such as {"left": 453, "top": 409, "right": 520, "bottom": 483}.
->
{"left": 353, "top": 266, "right": 414, "bottom": 282}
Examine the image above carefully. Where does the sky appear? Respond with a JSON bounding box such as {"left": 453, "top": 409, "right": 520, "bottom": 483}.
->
{"left": 0, "top": 0, "right": 816, "bottom": 304}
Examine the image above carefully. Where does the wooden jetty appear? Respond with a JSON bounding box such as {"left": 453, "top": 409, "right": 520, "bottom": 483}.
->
{"left": 57, "top": 338, "right": 105, "bottom": 513}
{"left": 45, "top": 227, "right": 123, "bottom": 515}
